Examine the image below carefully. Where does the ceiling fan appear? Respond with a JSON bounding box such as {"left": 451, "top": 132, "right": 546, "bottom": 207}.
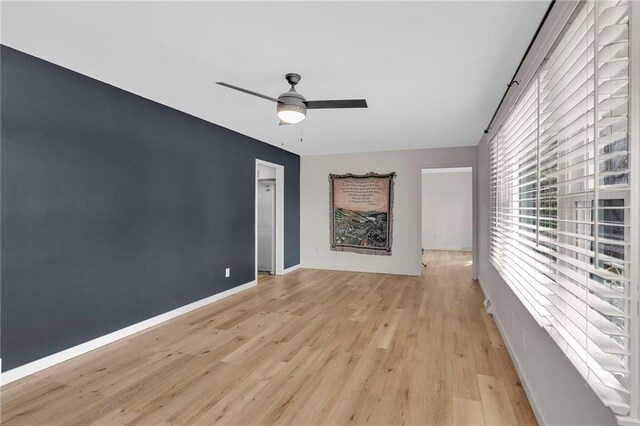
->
{"left": 216, "top": 73, "right": 367, "bottom": 125}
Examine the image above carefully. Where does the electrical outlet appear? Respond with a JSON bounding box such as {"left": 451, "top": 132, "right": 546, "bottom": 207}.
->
{"left": 483, "top": 298, "right": 492, "bottom": 314}
{"left": 521, "top": 329, "right": 526, "bottom": 349}
{"left": 225, "top": 268, "right": 230, "bottom": 278}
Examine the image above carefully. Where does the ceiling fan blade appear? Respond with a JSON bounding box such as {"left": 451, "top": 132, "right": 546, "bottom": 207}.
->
{"left": 304, "top": 99, "right": 368, "bottom": 109}
{"left": 216, "top": 82, "right": 280, "bottom": 103}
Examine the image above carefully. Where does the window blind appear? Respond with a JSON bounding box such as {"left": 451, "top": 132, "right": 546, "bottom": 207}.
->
{"left": 489, "top": 0, "right": 635, "bottom": 417}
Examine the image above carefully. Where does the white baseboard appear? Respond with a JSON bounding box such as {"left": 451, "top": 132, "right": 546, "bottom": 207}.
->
{"left": 476, "top": 276, "right": 490, "bottom": 295}
{"left": 477, "top": 279, "right": 546, "bottom": 426}
{"left": 300, "top": 263, "right": 418, "bottom": 276}
{"left": 617, "top": 416, "right": 640, "bottom": 426}
{"left": 0, "top": 280, "right": 257, "bottom": 386}
{"left": 283, "top": 264, "right": 301, "bottom": 274}
{"left": 423, "top": 246, "right": 472, "bottom": 252}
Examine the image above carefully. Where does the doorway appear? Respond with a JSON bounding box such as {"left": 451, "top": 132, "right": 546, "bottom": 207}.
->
{"left": 255, "top": 160, "right": 284, "bottom": 283}
{"left": 419, "top": 167, "right": 474, "bottom": 273}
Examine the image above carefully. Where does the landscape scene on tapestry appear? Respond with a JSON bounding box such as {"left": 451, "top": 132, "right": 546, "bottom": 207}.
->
{"left": 334, "top": 208, "right": 388, "bottom": 248}
{"left": 329, "top": 173, "right": 395, "bottom": 256}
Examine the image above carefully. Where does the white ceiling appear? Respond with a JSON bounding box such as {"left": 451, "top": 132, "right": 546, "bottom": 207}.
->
{"left": 1, "top": 1, "right": 550, "bottom": 155}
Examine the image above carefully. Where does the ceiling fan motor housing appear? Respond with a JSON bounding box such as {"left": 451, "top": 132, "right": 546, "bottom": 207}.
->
{"left": 277, "top": 89, "right": 307, "bottom": 120}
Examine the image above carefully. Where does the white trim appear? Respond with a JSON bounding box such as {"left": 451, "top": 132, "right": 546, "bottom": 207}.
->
{"left": 299, "top": 262, "right": 416, "bottom": 277}
{"left": 422, "top": 246, "right": 472, "bottom": 252}
{"left": 617, "top": 416, "right": 640, "bottom": 426}
{"left": 255, "top": 159, "right": 285, "bottom": 278}
{"left": 628, "top": 0, "right": 640, "bottom": 421}
{"left": 283, "top": 264, "right": 301, "bottom": 275}
{"left": 421, "top": 167, "right": 472, "bottom": 174}
{"left": 478, "top": 278, "right": 547, "bottom": 426}
{"left": 493, "top": 301, "right": 547, "bottom": 426}
{"left": 0, "top": 280, "right": 257, "bottom": 386}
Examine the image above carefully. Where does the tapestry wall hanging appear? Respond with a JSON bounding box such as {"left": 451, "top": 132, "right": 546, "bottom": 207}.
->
{"left": 329, "top": 172, "right": 396, "bottom": 256}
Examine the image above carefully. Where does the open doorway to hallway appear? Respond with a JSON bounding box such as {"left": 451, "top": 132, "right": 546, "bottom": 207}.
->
{"left": 420, "top": 167, "right": 473, "bottom": 269}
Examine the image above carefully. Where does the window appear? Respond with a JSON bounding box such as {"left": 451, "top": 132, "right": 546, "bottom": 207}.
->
{"left": 489, "top": 0, "right": 637, "bottom": 420}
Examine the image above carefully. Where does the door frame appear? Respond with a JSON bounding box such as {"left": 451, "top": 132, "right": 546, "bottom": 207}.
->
{"left": 255, "top": 159, "right": 285, "bottom": 280}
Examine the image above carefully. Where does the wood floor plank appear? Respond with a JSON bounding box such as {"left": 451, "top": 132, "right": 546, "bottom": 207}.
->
{"left": 0, "top": 251, "right": 537, "bottom": 425}
{"left": 374, "top": 308, "right": 404, "bottom": 349}
{"left": 453, "top": 397, "right": 486, "bottom": 426}
{"left": 193, "top": 359, "right": 288, "bottom": 425}
{"left": 477, "top": 374, "right": 519, "bottom": 426}
{"left": 450, "top": 331, "right": 481, "bottom": 401}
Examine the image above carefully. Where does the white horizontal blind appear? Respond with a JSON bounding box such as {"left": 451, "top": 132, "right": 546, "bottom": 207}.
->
{"left": 489, "top": 0, "right": 635, "bottom": 418}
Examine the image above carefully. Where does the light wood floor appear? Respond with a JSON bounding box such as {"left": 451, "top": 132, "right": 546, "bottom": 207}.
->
{"left": 0, "top": 251, "right": 536, "bottom": 425}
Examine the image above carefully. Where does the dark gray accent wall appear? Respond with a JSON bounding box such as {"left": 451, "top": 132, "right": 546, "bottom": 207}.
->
{"left": 0, "top": 45, "right": 300, "bottom": 371}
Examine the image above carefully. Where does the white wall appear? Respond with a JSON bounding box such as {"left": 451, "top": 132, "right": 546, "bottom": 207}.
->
{"left": 476, "top": 138, "right": 617, "bottom": 426}
{"left": 421, "top": 170, "right": 472, "bottom": 251}
{"left": 300, "top": 146, "right": 477, "bottom": 276}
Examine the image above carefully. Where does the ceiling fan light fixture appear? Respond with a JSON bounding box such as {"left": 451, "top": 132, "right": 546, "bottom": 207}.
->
{"left": 277, "top": 103, "right": 306, "bottom": 124}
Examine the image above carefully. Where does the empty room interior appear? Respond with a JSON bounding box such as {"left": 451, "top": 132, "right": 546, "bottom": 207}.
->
{"left": 1, "top": 1, "right": 638, "bottom": 425}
